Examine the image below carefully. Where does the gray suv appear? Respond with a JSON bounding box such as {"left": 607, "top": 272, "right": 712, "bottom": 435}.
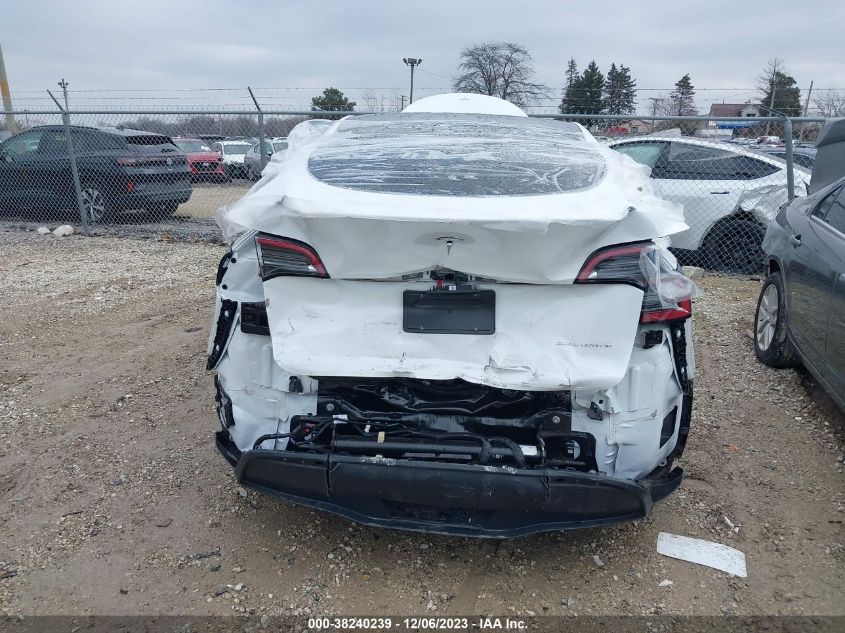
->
{"left": 0, "top": 125, "right": 192, "bottom": 221}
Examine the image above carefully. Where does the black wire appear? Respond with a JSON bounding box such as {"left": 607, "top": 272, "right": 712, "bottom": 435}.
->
{"left": 252, "top": 432, "right": 291, "bottom": 450}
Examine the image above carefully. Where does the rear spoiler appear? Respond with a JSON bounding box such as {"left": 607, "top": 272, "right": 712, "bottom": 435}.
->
{"left": 809, "top": 118, "right": 845, "bottom": 194}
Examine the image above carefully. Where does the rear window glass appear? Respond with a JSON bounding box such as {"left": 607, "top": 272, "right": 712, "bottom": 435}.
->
{"left": 221, "top": 143, "right": 252, "bottom": 154}
{"left": 127, "top": 135, "right": 173, "bottom": 146}
{"left": 174, "top": 139, "right": 211, "bottom": 152}
{"left": 307, "top": 113, "right": 605, "bottom": 197}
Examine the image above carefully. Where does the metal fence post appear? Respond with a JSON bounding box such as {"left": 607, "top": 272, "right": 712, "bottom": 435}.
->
{"left": 784, "top": 118, "right": 795, "bottom": 202}
{"left": 248, "top": 87, "right": 268, "bottom": 171}
{"left": 48, "top": 90, "right": 89, "bottom": 234}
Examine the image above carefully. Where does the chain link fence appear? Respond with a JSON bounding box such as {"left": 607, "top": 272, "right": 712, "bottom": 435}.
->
{"left": 0, "top": 107, "right": 826, "bottom": 273}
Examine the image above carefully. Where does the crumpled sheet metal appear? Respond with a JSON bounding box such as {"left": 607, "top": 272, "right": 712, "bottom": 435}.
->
{"left": 262, "top": 278, "right": 646, "bottom": 391}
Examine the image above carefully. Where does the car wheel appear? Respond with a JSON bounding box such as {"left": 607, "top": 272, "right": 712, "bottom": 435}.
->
{"left": 754, "top": 271, "right": 796, "bottom": 368}
{"left": 702, "top": 219, "right": 766, "bottom": 274}
{"left": 79, "top": 181, "right": 110, "bottom": 223}
{"left": 246, "top": 165, "right": 257, "bottom": 181}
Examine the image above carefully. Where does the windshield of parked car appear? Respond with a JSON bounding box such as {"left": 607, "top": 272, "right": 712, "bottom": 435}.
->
{"left": 222, "top": 143, "right": 251, "bottom": 155}
{"left": 174, "top": 139, "right": 211, "bottom": 152}
{"left": 307, "top": 113, "right": 605, "bottom": 196}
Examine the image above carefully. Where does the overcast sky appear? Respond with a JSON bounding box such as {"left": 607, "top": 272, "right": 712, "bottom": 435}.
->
{"left": 2, "top": 0, "right": 843, "bottom": 114}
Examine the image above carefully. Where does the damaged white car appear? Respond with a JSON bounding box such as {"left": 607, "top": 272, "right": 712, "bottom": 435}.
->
{"left": 208, "top": 94, "right": 697, "bottom": 537}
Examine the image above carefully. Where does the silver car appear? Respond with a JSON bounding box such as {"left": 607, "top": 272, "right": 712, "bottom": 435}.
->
{"left": 244, "top": 139, "right": 288, "bottom": 180}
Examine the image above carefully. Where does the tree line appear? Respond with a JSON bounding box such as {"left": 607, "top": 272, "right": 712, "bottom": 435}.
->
{"left": 448, "top": 43, "right": 832, "bottom": 121}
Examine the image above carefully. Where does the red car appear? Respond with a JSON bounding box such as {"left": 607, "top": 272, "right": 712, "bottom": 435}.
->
{"left": 173, "top": 137, "right": 228, "bottom": 182}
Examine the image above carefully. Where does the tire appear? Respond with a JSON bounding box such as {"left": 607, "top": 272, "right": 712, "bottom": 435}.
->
{"left": 754, "top": 271, "right": 796, "bottom": 368}
{"left": 246, "top": 165, "right": 257, "bottom": 181}
{"left": 79, "top": 180, "right": 111, "bottom": 224}
{"left": 701, "top": 219, "right": 766, "bottom": 274}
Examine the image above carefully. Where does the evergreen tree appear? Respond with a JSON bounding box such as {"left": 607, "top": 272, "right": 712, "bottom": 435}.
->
{"left": 669, "top": 74, "right": 697, "bottom": 116}
{"left": 311, "top": 87, "right": 356, "bottom": 119}
{"left": 759, "top": 71, "right": 801, "bottom": 117}
{"left": 602, "top": 63, "right": 637, "bottom": 115}
{"left": 559, "top": 57, "right": 579, "bottom": 114}
{"left": 568, "top": 61, "right": 605, "bottom": 124}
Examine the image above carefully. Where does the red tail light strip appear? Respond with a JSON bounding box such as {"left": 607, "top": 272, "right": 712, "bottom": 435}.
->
{"left": 576, "top": 244, "right": 650, "bottom": 282}
{"left": 640, "top": 299, "right": 692, "bottom": 323}
{"left": 255, "top": 235, "right": 328, "bottom": 279}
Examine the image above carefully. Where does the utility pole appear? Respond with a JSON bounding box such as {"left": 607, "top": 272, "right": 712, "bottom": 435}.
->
{"left": 764, "top": 83, "right": 777, "bottom": 137}
{"left": 802, "top": 80, "right": 814, "bottom": 117}
{"left": 58, "top": 78, "right": 70, "bottom": 110}
{"left": 0, "top": 42, "right": 17, "bottom": 133}
{"left": 647, "top": 97, "right": 661, "bottom": 132}
{"left": 402, "top": 57, "right": 422, "bottom": 104}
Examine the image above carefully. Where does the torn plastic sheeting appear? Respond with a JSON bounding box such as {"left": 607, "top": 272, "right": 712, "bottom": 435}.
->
{"left": 640, "top": 244, "right": 702, "bottom": 310}
{"left": 656, "top": 532, "right": 747, "bottom": 578}
{"left": 216, "top": 113, "right": 686, "bottom": 254}
{"left": 262, "top": 277, "right": 645, "bottom": 391}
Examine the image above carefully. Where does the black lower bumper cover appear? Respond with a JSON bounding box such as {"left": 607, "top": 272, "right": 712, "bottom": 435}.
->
{"left": 216, "top": 431, "right": 682, "bottom": 538}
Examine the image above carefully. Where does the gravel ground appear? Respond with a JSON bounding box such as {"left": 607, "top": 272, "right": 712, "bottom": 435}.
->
{"left": 0, "top": 229, "right": 842, "bottom": 618}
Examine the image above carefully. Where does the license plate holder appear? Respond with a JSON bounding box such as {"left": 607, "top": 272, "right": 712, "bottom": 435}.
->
{"left": 403, "top": 289, "right": 495, "bottom": 335}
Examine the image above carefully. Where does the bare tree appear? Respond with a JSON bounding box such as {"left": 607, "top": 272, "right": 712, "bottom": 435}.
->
{"left": 813, "top": 91, "right": 845, "bottom": 118}
{"left": 756, "top": 57, "right": 785, "bottom": 106}
{"left": 453, "top": 42, "right": 549, "bottom": 107}
{"left": 361, "top": 89, "right": 386, "bottom": 113}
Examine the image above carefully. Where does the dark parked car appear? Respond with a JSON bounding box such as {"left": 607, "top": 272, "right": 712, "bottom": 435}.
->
{"left": 759, "top": 146, "right": 817, "bottom": 170}
{"left": 0, "top": 125, "right": 192, "bottom": 222}
{"left": 755, "top": 120, "right": 845, "bottom": 410}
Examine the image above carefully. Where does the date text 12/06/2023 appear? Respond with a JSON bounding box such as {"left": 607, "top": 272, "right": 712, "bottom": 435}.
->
{"left": 307, "top": 616, "right": 528, "bottom": 631}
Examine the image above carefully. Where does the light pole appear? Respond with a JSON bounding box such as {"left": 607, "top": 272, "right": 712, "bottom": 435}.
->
{"left": 403, "top": 57, "right": 422, "bottom": 104}
{"left": 57, "top": 78, "right": 70, "bottom": 110}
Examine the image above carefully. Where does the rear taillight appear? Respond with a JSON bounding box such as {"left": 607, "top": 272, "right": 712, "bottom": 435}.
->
{"left": 576, "top": 242, "right": 650, "bottom": 289}
{"left": 576, "top": 242, "right": 694, "bottom": 323}
{"left": 255, "top": 235, "right": 328, "bottom": 280}
{"left": 640, "top": 299, "right": 692, "bottom": 323}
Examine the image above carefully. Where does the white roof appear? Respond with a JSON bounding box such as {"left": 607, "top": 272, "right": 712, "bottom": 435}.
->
{"left": 403, "top": 93, "right": 527, "bottom": 117}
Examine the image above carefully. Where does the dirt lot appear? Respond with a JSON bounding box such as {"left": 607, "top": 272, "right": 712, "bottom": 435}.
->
{"left": 0, "top": 230, "right": 843, "bottom": 618}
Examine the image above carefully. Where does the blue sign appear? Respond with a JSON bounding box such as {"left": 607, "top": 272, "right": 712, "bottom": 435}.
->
{"left": 716, "top": 121, "right": 759, "bottom": 129}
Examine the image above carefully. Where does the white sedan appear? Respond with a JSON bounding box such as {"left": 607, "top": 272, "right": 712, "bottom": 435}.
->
{"left": 610, "top": 137, "right": 809, "bottom": 273}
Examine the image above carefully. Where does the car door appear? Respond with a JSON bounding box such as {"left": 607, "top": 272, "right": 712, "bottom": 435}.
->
{"left": 651, "top": 142, "right": 774, "bottom": 252}
{"left": 0, "top": 129, "right": 47, "bottom": 210}
{"left": 246, "top": 143, "right": 259, "bottom": 172}
{"left": 784, "top": 183, "right": 843, "bottom": 372}
{"left": 816, "top": 187, "right": 845, "bottom": 404}
{"left": 31, "top": 127, "right": 77, "bottom": 208}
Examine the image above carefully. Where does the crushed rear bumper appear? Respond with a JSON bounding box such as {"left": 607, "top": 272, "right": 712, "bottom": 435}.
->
{"left": 216, "top": 431, "right": 682, "bottom": 538}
